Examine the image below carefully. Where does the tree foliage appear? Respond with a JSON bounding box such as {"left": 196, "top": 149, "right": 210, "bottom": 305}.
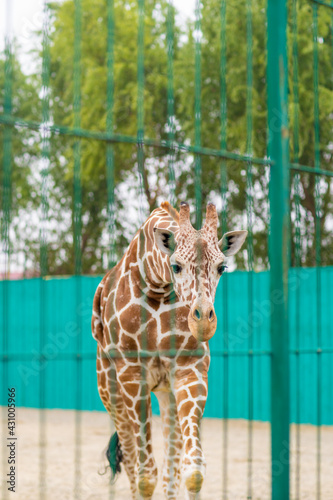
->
{"left": 0, "top": 50, "right": 41, "bottom": 273}
{"left": 2, "top": 0, "right": 333, "bottom": 274}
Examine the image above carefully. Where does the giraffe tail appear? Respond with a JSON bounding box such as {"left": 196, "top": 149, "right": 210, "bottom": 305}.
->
{"left": 106, "top": 432, "right": 123, "bottom": 482}
{"left": 98, "top": 432, "right": 123, "bottom": 481}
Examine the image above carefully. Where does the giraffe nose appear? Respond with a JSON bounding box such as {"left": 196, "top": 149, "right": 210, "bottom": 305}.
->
{"left": 188, "top": 302, "right": 217, "bottom": 341}
{"left": 191, "top": 304, "right": 215, "bottom": 323}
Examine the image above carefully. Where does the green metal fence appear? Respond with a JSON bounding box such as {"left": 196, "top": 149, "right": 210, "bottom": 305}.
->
{"left": 1, "top": 0, "right": 333, "bottom": 498}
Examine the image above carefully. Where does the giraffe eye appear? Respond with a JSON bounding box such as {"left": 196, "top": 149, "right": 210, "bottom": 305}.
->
{"left": 217, "top": 264, "right": 228, "bottom": 275}
{"left": 171, "top": 264, "right": 182, "bottom": 274}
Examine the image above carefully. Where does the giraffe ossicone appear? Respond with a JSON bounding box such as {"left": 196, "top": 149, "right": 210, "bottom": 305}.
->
{"left": 92, "top": 201, "right": 247, "bottom": 499}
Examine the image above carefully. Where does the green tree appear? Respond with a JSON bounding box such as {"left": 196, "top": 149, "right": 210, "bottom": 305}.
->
{"left": 288, "top": 1, "right": 333, "bottom": 266}
{"left": 44, "top": 0, "right": 185, "bottom": 274}
{"left": 175, "top": 0, "right": 269, "bottom": 268}
{"left": 176, "top": 0, "right": 333, "bottom": 268}
{"left": 3, "top": 0, "right": 332, "bottom": 274}
{"left": 0, "top": 48, "right": 41, "bottom": 274}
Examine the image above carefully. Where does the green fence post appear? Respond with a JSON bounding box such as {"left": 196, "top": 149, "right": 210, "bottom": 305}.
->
{"left": 267, "top": 0, "right": 290, "bottom": 499}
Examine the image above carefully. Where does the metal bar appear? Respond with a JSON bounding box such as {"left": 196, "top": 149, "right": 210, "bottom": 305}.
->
{"left": 0, "top": 348, "right": 273, "bottom": 361}
{"left": 106, "top": 0, "right": 116, "bottom": 269}
{"left": 291, "top": 0, "right": 301, "bottom": 495}
{"left": 73, "top": 0, "right": 82, "bottom": 277}
{"left": 0, "top": 353, "right": 98, "bottom": 361}
{"left": 166, "top": 2, "right": 178, "bottom": 492}
{"left": 0, "top": 114, "right": 271, "bottom": 166}
{"left": 330, "top": 4, "right": 333, "bottom": 88}
{"left": 5, "top": 346, "right": 333, "bottom": 360}
{"left": 290, "top": 163, "right": 333, "bottom": 178}
{"left": 105, "top": 4, "right": 116, "bottom": 492}
{"left": 245, "top": 0, "right": 254, "bottom": 495}
{"left": 136, "top": 0, "right": 150, "bottom": 487}
{"left": 194, "top": 0, "right": 202, "bottom": 228}
{"left": 312, "top": 5, "right": 322, "bottom": 498}
{"left": 102, "top": 347, "right": 271, "bottom": 359}
{"left": 310, "top": 0, "right": 333, "bottom": 10}
{"left": 290, "top": 348, "right": 333, "bottom": 354}
{"left": 39, "top": 2, "right": 52, "bottom": 497}
{"left": 73, "top": 0, "right": 83, "bottom": 496}
{"left": 267, "top": 0, "right": 290, "bottom": 498}
{"left": 166, "top": 0, "right": 176, "bottom": 207}
{"left": 219, "top": 0, "right": 228, "bottom": 496}
{"left": 137, "top": 0, "right": 146, "bottom": 221}
{"left": 1, "top": 3, "right": 13, "bottom": 497}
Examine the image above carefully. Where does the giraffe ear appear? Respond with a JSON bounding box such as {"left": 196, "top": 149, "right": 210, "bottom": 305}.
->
{"left": 153, "top": 228, "right": 176, "bottom": 256}
{"left": 219, "top": 230, "right": 248, "bottom": 256}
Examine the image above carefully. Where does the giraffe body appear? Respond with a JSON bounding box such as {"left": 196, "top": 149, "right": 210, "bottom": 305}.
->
{"left": 92, "top": 201, "right": 247, "bottom": 499}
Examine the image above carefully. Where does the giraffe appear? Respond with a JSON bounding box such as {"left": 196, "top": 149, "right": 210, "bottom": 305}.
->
{"left": 92, "top": 201, "right": 247, "bottom": 499}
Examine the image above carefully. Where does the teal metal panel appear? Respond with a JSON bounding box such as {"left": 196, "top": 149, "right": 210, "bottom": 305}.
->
{"left": 0, "top": 271, "right": 333, "bottom": 425}
{"left": 208, "top": 270, "right": 271, "bottom": 421}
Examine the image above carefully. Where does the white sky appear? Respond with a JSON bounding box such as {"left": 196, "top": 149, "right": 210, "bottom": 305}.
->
{"left": 0, "top": 0, "right": 196, "bottom": 71}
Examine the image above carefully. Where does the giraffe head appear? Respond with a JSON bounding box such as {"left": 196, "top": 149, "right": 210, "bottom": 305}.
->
{"left": 154, "top": 202, "right": 247, "bottom": 342}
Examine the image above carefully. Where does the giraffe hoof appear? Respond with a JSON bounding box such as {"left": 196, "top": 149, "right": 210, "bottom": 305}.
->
{"left": 138, "top": 475, "right": 156, "bottom": 498}
{"left": 185, "top": 470, "right": 204, "bottom": 493}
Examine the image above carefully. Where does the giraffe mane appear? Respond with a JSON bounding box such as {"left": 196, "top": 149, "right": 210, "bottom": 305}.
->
{"left": 160, "top": 201, "right": 180, "bottom": 224}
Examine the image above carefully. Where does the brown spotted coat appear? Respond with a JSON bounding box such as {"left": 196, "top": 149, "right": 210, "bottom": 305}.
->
{"left": 92, "top": 201, "right": 247, "bottom": 500}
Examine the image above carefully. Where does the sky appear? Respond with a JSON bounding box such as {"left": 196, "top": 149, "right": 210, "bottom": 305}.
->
{"left": 0, "top": 0, "right": 196, "bottom": 70}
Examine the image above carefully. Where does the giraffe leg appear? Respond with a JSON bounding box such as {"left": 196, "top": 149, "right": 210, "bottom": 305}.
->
{"left": 154, "top": 390, "right": 183, "bottom": 500}
{"left": 174, "top": 366, "right": 208, "bottom": 498}
{"left": 97, "top": 348, "right": 137, "bottom": 498}
{"left": 118, "top": 368, "right": 158, "bottom": 499}
{"left": 113, "top": 401, "right": 137, "bottom": 499}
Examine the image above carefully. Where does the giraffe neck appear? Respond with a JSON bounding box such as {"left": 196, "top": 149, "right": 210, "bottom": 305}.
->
{"left": 126, "top": 207, "right": 178, "bottom": 301}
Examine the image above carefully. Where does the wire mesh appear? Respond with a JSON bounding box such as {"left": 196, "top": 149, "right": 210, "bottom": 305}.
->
{"left": 1, "top": 0, "right": 333, "bottom": 499}
{"left": 289, "top": 1, "right": 333, "bottom": 499}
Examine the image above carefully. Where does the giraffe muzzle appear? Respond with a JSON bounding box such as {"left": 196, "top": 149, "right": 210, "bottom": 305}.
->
{"left": 188, "top": 302, "right": 217, "bottom": 341}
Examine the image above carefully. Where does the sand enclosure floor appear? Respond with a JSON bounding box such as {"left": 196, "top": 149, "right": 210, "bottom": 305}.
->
{"left": 1, "top": 408, "right": 333, "bottom": 499}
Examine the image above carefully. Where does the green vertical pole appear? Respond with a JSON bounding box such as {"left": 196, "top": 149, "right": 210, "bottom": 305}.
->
{"left": 166, "top": 0, "right": 176, "bottom": 207}
{"left": 267, "top": 1, "right": 290, "bottom": 499}
{"left": 73, "top": 0, "right": 82, "bottom": 280}
{"left": 245, "top": 0, "right": 254, "bottom": 496}
{"left": 106, "top": 3, "right": 116, "bottom": 495}
{"left": 194, "top": 0, "right": 202, "bottom": 229}
{"left": 39, "top": 1, "right": 51, "bottom": 497}
{"left": 291, "top": 0, "right": 301, "bottom": 496}
{"left": 166, "top": 1, "right": 177, "bottom": 493}
{"left": 1, "top": 6, "right": 13, "bottom": 499}
{"left": 73, "top": 0, "right": 82, "bottom": 497}
{"left": 312, "top": 6, "right": 322, "bottom": 498}
{"left": 219, "top": 0, "right": 228, "bottom": 497}
{"left": 106, "top": 0, "right": 116, "bottom": 269}
{"left": 137, "top": 0, "right": 145, "bottom": 225}
{"left": 137, "top": 0, "right": 149, "bottom": 489}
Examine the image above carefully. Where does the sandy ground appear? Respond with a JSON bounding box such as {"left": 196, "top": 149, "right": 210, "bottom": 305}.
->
{"left": 1, "top": 408, "right": 333, "bottom": 500}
